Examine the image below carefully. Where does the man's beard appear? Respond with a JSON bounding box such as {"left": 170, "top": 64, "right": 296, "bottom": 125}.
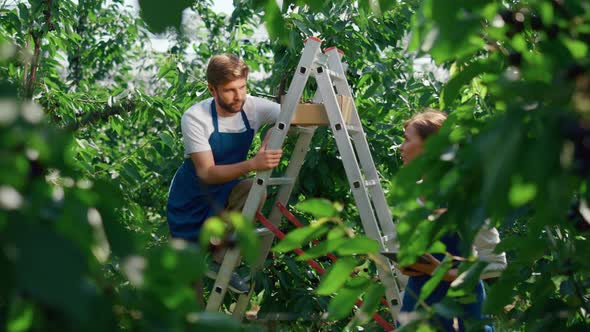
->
{"left": 217, "top": 97, "right": 245, "bottom": 114}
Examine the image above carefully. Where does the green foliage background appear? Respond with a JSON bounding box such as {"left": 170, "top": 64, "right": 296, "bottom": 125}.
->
{"left": 0, "top": 0, "right": 588, "bottom": 331}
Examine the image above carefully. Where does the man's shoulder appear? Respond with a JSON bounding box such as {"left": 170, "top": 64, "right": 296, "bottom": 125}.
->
{"left": 244, "top": 95, "right": 279, "bottom": 109}
{"left": 182, "top": 98, "right": 213, "bottom": 122}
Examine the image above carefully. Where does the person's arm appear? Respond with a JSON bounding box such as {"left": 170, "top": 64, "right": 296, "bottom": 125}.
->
{"left": 473, "top": 225, "right": 507, "bottom": 279}
{"left": 183, "top": 100, "right": 283, "bottom": 185}
{"left": 190, "top": 145, "right": 282, "bottom": 185}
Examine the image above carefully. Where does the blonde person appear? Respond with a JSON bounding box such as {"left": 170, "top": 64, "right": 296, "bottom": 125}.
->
{"left": 397, "top": 110, "right": 506, "bottom": 331}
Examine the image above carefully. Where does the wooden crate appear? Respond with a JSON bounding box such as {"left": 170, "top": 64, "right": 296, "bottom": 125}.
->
{"left": 288, "top": 96, "right": 353, "bottom": 126}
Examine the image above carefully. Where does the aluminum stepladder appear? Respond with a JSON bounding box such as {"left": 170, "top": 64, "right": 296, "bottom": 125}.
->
{"left": 205, "top": 36, "right": 403, "bottom": 323}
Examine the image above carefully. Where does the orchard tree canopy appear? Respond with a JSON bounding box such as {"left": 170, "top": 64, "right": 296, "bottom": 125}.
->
{"left": 0, "top": 0, "right": 589, "bottom": 331}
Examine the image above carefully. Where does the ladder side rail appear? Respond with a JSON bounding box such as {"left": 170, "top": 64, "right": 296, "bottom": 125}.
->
{"left": 325, "top": 49, "right": 404, "bottom": 316}
{"left": 314, "top": 66, "right": 401, "bottom": 320}
{"left": 313, "top": 71, "right": 383, "bottom": 245}
{"left": 325, "top": 47, "right": 405, "bottom": 303}
{"left": 206, "top": 39, "right": 322, "bottom": 313}
{"left": 325, "top": 49, "right": 397, "bottom": 247}
{"left": 242, "top": 38, "right": 322, "bottom": 220}
{"left": 204, "top": 247, "right": 242, "bottom": 311}
{"left": 232, "top": 127, "right": 316, "bottom": 318}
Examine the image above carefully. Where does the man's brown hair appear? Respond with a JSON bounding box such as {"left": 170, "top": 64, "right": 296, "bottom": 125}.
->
{"left": 404, "top": 109, "right": 447, "bottom": 140}
{"left": 206, "top": 54, "right": 249, "bottom": 87}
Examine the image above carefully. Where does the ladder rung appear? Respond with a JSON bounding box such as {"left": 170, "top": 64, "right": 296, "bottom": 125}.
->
{"left": 365, "top": 179, "right": 379, "bottom": 187}
{"left": 326, "top": 69, "right": 344, "bottom": 81}
{"left": 310, "top": 66, "right": 344, "bottom": 81}
{"left": 255, "top": 227, "right": 272, "bottom": 236}
{"left": 346, "top": 125, "right": 362, "bottom": 133}
{"left": 382, "top": 232, "right": 397, "bottom": 244}
{"left": 290, "top": 125, "right": 317, "bottom": 134}
{"left": 268, "top": 177, "right": 295, "bottom": 186}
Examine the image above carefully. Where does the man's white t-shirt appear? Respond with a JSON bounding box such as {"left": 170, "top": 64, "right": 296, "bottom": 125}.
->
{"left": 181, "top": 95, "right": 280, "bottom": 158}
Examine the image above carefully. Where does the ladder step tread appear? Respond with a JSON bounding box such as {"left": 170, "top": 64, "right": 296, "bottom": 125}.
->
{"left": 255, "top": 227, "right": 272, "bottom": 236}
{"left": 365, "top": 179, "right": 380, "bottom": 187}
{"left": 268, "top": 177, "right": 295, "bottom": 186}
{"left": 382, "top": 232, "right": 397, "bottom": 244}
{"left": 289, "top": 125, "right": 317, "bottom": 134}
{"left": 326, "top": 69, "right": 344, "bottom": 81}
{"left": 346, "top": 125, "right": 362, "bottom": 133}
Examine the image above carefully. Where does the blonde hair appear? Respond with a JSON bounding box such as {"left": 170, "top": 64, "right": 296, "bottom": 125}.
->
{"left": 206, "top": 54, "right": 249, "bottom": 87}
{"left": 404, "top": 109, "right": 447, "bottom": 140}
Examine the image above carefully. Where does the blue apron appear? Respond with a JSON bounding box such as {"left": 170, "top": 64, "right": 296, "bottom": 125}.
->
{"left": 400, "top": 233, "right": 494, "bottom": 332}
{"left": 166, "top": 100, "right": 254, "bottom": 241}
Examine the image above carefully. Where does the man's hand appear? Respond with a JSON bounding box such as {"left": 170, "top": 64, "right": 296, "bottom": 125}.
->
{"left": 399, "top": 253, "right": 440, "bottom": 277}
{"left": 399, "top": 253, "right": 459, "bottom": 282}
{"left": 400, "top": 267, "right": 426, "bottom": 277}
{"left": 250, "top": 146, "right": 282, "bottom": 171}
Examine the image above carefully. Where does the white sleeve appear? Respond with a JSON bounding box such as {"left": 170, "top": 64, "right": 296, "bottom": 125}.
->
{"left": 253, "top": 96, "right": 280, "bottom": 127}
{"left": 473, "top": 225, "right": 507, "bottom": 279}
{"left": 181, "top": 111, "right": 211, "bottom": 154}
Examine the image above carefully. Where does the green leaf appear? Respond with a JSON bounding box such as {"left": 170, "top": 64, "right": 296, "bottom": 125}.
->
{"left": 262, "top": 0, "right": 288, "bottom": 45}
{"left": 345, "top": 276, "right": 372, "bottom": 289}
{"left": 563, "top": 38, "right": 588, "bottom": 59}
{"left": 296, "top": 237, "right": 347, "bottom": 261}
{"left": 7, "top": 299, "right": 34, "bottom": 332}
{"left": 484, "top": 278, "right": 517, "bottom": 314}
{"left": 447, "top": 261, "right": 487, "bottom": 297}
{"left": 335, "top": 235, "right": 380, "bottom": 255}
{"left": 327, "top": 227, "right": 346, "bottom": 240}
{"left": 283, "top": 256, "right": 305, "bottom": 282}
{"left": 416, "top": 325, "right": 437, "bottom": 332}
{"left": 121, "top": 162, "right": 142, "bottom": 183}
{"left": 509, "top": 180, "right": 537, "bottom": 207}
{"left": 327, "top": 286, "right": 365, "bottom": 320}
{"left": 379, "top": 0, "right": 396, "bottom": 13}
{"left": 159, "top": 132, "right": 175, "bottom": 149}
{"left": 200, "top": 217, "right": 227, "bottom": 248}
{"left": 137, "top": 0, "right": 193, "bottom": 33}
{"left": 419, "top": 256, "right": 452, "bottom": 301}
{"left": 359, "top": 283, "right": 385, "bottom": 321}
{"left": 304, "top": 0, "right": 330, "bottom": 11}
{"left": 432, "top": 299, "right": 463, "bottom": 319}
{"left": 190, "top": 312, "right": 242, "bottom": 331}
{"left": 228, "top": 212, "right": 259, "bottom": 265}
{"left": 272, "top": 223, "right": 330, "bottom": 253}
{"left": 316, "top": 257, "right": 358, "bottom": 295}
{"left": 7, "top": 223, "right": 92, "bottom": 321}
{"left": 295, "top": 198, "right": 338, "bottom": 218}
{"left": 539, "top": 2, "right": 554, "bottom": 25}
{"left": 440, "top": 60, "right": 496, "bottom": 109}
{"left": 144, "top": 244, "right": 205, "bottom": 305}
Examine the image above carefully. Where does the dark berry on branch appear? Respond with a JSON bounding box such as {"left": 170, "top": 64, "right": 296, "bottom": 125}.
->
{"left": 546, "top": 24, "right": 559, "bottom": 39}
{"left": 530, "top": 14, "right": 543, "bottom": 30}
{"left": 226, "top": 233, "right": 238, "bottom": 248}
{"left": 508, "top": 52, "right": 522, "bottom": 67}
{"left": 513, "top": 21, "right": 525, "bottom": 33}
{"left": 576, "top": 217, "right": 590, "bottom": 232}
{"left": 28, "top": 159, "right": 45, "bottom": 179}
{"left": 499, "top": 10, "right": 515, "bottom": 25}
{"left": 565, "top": 64, "right": 586, "bottom": 80}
